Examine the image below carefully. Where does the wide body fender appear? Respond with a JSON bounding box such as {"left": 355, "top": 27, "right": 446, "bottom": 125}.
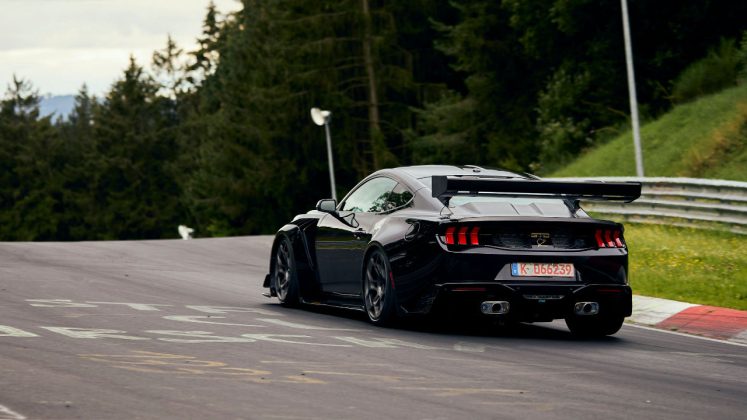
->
{"left": 264, "top": 218, "right": 321, "bottom": 297}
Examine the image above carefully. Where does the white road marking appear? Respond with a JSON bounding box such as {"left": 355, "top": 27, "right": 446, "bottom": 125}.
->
{"left": 26, "top": 299, "right": 97, "bottom": 308}
{"left": 0, "top": 325, "right": 39, "bottom": 338}
{"left": 163, "top": 315, "right": 266, "bottom": 328}
{"left": 391, "top": 386, "right": 526, "bottom": 397}
{"left": 301, "top": 370, "right": 426, "bottom": 383}
{"left": 40, "top": 327, "right": 150, "bottom": 341}
{"left": 140, "top": 331, "right": 352, "bottom": 346}
{"left": 453, "top": 342, "right": 486, "bottom": 353}
{"left": 332, "top": 337, "right": 442, "bottom": 349}
{"left": 186, "top": 305, "right": 281, "bottom": 316}
{"left": 86, "top": 302, "right": 172, "bottom": 311}
{"left": 734, "top": 330, "right": 747, "bottom": 346}
{"left": 240, "top": 334, "right": 352, "bottom": 347}
{"left": 0, "top": 404, "right": 25, "bottom": 420}
{"left": 256, "top": 318, "right": 361, "bottom": 331}
{"left": 146, "top": 330, "right": 258, "bottom": 344}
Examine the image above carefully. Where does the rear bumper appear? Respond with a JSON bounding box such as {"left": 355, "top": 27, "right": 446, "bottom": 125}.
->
{"left": 391, "top": 241, "right": 630, "bottom": 321}
{"left": 410, "top": 282, "right": 632, "bottom": 322}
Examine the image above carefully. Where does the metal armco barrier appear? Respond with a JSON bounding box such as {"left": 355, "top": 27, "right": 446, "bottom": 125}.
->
{"left": 549, "top": 177, "right": 747, "bottom": 234}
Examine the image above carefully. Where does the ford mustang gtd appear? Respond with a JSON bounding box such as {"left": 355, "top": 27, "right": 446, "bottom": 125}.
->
{"left": 263, "top": 165, "right": 641, "bottom": 336}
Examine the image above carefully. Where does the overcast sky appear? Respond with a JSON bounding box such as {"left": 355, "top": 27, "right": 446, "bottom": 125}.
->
{"left": 0, "top": 0, "right": 242, "bottom": 97}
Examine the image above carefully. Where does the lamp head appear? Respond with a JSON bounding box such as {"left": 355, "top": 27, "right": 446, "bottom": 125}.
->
{"left": 310, "top": 107, "right": 331, "bottom": 126}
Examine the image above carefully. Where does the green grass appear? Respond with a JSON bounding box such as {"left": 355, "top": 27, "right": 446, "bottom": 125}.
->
{"left": 624, "top": 223, "right": 747, "bottom": 310}
{"left": 550, "top": 84, "right": 747, "bottom": 181}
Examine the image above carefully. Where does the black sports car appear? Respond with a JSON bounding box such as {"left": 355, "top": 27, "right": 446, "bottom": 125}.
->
{"left": 263, "top": 165, "right": 641, "bottom": 336}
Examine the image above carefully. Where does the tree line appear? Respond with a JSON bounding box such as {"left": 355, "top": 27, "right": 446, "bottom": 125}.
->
{"left": 2, "top": 0, "right": 746, "bottom": 240}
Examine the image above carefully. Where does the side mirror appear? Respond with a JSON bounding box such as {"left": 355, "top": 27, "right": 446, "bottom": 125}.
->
{"left": 316, "top": 199, "right": 337, "bottom": 213}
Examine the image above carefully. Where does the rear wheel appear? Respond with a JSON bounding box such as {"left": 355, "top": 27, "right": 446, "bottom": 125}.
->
{"left": 565, "top": 314, "right": 624, "bottom": 337}
{"left": 273, "top": 236, "right": 300, "bottom": 307}
{"left": 363, "top": 247, "right": 396, "bottom": 326}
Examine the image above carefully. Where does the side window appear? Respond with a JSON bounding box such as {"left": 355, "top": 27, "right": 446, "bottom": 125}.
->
{"left": 383, "top": 183, "right": 414, "bottom": 211}
{"left": 342, "top": 177, "right": 398, "bottom": 213}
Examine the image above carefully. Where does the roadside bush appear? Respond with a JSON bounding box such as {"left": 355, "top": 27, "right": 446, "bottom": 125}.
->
{"left": 671, "top": 38, "right": 740, "bottom": 104}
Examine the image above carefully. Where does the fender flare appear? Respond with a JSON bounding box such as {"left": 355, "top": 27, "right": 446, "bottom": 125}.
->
{"left": 264, "top": 224, "right": 316, "bottom": 295}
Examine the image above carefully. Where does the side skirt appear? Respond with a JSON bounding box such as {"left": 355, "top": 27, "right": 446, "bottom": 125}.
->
{"left": 300, "top": 295, "right": 365, "bottom": 312}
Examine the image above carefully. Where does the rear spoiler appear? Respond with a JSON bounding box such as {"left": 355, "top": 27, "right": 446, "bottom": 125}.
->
{"left": 431, "top": 176, "right": 641, "bottom": 204}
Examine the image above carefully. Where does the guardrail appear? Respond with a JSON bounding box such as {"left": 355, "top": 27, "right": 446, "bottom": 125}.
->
{"left": 549, "top": 177, "right": 747, "bottom": 235}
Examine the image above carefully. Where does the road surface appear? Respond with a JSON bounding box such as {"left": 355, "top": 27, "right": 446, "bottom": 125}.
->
{"left": 0, "top": 237, "right": 744, "bottom": 419}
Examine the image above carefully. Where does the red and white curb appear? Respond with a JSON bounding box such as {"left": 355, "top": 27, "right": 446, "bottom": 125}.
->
{"left": 629, "top": 295, "right": 747, "bottom": 345}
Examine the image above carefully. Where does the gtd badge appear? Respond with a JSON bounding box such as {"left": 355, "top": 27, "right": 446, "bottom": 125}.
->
{"left": 530, "top": 232, "right": 550, "bottom": 246}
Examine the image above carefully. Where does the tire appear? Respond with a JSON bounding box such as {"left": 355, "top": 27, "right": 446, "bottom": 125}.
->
{"left": 565, "top": 314, "right": 624, "bottom": 337}
{"left": 362, "top": 247, "right": 397, "bottom": 326}
{"left": 273, "top": 235, "right": 300, "bottom": 307}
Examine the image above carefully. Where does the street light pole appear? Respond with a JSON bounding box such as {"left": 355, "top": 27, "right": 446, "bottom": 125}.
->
{"left": 310, "top": 108, "right": 337, "bottom": 201}
{"left": 621, "top": 0, "right": 645, "bottom": 177}
{"left": 322, "top": 119, "right": 337, "bottom": 201}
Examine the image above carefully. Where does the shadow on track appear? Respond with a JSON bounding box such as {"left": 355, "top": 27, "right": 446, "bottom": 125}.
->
{"left": 259, "top": 300, "right": 622, "bottom": 344}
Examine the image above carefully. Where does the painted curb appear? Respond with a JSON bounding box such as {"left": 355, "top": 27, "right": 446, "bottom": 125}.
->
{"left": 629, "top": 295, "right": 747, "bottom": 345}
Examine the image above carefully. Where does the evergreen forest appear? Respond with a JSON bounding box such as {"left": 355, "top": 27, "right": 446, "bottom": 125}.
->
{"left": 2, "top": 0, "right": 746, "bottom": 240}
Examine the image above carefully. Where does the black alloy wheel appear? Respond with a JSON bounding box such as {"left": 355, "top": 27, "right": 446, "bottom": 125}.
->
{"left": 274, "top": 236, "right": 299, "bottom": 307}
{"left": 363, "top": 247, "right": 396, "bottom": 325}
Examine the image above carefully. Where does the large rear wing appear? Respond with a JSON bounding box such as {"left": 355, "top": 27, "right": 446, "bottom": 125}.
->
{"left": 431, "top": 176, "right": 641, "bottom": 204}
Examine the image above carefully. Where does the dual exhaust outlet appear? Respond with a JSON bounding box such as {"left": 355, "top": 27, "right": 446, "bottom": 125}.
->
{"left": 480, "top": 300, "right": 600, "bottom": 316}
{"left": 574, "top": 301, "right": 599, "bottom": 316}
{"left": 480, "top": 301, "right": 510, "bottom": 315}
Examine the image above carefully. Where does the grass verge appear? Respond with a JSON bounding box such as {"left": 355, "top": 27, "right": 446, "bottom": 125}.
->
{"left": 550, "top": 84, "right": 747, "bottom": 181}
{"left": 623, "top": 223, "right": 747, "bottom": 310}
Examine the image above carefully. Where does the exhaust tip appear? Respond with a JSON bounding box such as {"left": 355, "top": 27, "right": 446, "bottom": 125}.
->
{"left": 574, "top": 302, "right": 599, "bottom": 316}
{"left": 480, "top": 301, "right": 510, "bottom": 315}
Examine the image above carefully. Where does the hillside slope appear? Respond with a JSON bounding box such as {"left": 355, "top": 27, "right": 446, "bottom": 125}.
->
{"left": 551, "top": 84, "right": 747, "bottom": 181}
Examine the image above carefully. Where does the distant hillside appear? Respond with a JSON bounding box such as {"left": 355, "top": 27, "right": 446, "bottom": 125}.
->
{"left": 39, "top": 94, "right": 75, "bottom": 120}
{"left": 551, "top": 84, "right": 747, "bottom": 181}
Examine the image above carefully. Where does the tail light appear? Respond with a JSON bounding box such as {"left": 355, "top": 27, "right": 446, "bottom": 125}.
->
{"left": 445, "top": 226, "right": 456, "bottom": 245}
{"left": 443, "top": 225, "right": 623, "bottom": 249}
{"left": 595, "top": 228, "right": 625, "bottom": 248}
{"left": 470, "top": 227, "right": 480, "bottom": 245}
{"left": 443, "top": 225, "right": 481, "bottom": 246}
{"left": 458, "top": 226, "right": 469, "bottom": 245}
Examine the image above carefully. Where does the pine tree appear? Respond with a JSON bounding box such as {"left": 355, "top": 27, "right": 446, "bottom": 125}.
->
{"left": 187, "top": 1, "right": 223, "bottom": 86}
{"left": 0, "top": 77, "right": 64, "bottom": 240}
{"left": 410, "top": 0, "right": 538, "bottom": 172}
{"left": 179, "top": 1, "right": 294, "bottom": 235}
{"left": 87, "top": 57, "right": 184, "bottom": 239}
{"left": 54, "top": 85, "right": 100, "bottom": 239}
{"left": 152, "top": 35, "right": 189, "bottom": 97}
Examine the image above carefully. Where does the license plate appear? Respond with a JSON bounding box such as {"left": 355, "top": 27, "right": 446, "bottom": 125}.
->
{"left": 511, "top": 263, "right": 575, "bottom": 278}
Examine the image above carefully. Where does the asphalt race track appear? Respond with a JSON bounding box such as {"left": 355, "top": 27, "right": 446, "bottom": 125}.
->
{"left": 1, "top": 237, "right": 745, "bottom": 419}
